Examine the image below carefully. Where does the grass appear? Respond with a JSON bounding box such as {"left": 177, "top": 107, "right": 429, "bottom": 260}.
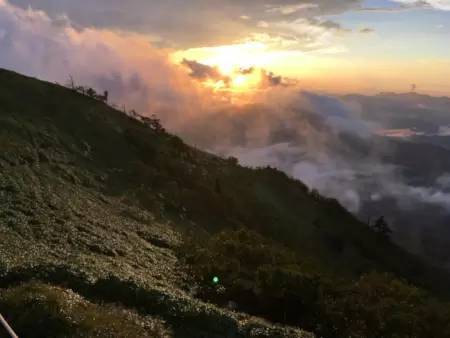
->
{"left": 0, "top": 282, "right": 171, "bottom": 338}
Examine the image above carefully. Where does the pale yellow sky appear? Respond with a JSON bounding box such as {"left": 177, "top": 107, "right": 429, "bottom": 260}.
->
{"left": 173, "top": 43, "right": 450, "bottom": 96}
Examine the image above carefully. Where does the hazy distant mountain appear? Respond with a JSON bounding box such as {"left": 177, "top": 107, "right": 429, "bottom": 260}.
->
{"left": 344, "top": 92, "right": 450, "bottom": 134}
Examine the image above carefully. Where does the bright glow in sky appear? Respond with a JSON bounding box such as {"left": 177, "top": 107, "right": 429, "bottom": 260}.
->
{"left": 171, "top": 0, "right": 450, "bottom": 95}
{"left": 1, "top": 0, "right": 449, "bottom": 95}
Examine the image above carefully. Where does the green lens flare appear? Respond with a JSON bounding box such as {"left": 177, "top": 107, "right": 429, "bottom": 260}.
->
{"left": 212, "top": 276, "right": 220, "bottom": 284}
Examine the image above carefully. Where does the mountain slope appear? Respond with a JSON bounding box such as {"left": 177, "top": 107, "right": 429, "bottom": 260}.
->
{"left": 0, "top": 69, "right": 315, "bottom": 337}
{"left": 0, "top": 68, "right": 449, "bottom": 337}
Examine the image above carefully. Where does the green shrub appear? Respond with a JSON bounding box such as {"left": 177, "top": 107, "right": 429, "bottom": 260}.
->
{"left": 182, "top": 229, "right": 450, "bottom": 338}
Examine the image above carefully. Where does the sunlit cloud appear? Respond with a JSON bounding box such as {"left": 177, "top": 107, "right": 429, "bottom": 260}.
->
{"left": 0, "top": 0, "right": 223, "bottom": 128}
{"left": 1, "top": 0, "right": 449, "bottom": 99}
{"left": 266, "top": 3, "right": 320, "bottom": 15}
{"left": 392, "top": 0, "right": 450, "bottom": 10}
{"left": 7, "top": 0, "right": 358, "bottom": 50}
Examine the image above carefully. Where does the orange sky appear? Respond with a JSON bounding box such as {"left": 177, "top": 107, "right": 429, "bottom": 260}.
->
{"left": 1, "top": 0, "right": 449, "bottom": 98}
{"left": 173, "top": 42, "right": 450, "bottom": 96}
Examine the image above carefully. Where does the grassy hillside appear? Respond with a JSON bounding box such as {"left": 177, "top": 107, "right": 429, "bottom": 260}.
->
{"left": 0, "top": 68, "right": 449, "bottom": 337}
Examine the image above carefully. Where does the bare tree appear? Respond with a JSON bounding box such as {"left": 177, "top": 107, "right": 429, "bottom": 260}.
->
{"left": 66, "top": 75, "right": 76, "bottom": 90}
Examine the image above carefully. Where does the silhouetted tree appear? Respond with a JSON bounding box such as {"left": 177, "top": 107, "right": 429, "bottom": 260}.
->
{"left": 372, "top": 216, "right": 392, "bottom": 239}
{"left": 86, "top": 88, "right": 96, "bottom": 98}
{"left": 68, "top": 75, "right": 75, "bottom": 90}
{"left": 141, "top": 115, "right": 165, "bottom": 133}
{"left": 227, "top": 157, "right": 238, "bottom": 166}
{"left": 311, "top": 189, "right": 324, "bottom": 201}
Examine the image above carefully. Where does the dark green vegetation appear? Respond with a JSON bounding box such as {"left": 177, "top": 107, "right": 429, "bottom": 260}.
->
{"left": 0, "top": 68, "right": 449, "bottom": 337}
{"left": 182, "top": 229, "right": 450, "bottom": 337}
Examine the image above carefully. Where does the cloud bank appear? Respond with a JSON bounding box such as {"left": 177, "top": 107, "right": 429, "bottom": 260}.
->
{"left": 392, "top": 0, "right": 450, "bottom": 10}
{"left": 0, "top": 0, "right": 221, "bottom": 128}
{"left": 7, "top": 0, "right": 360, "bottom": 49}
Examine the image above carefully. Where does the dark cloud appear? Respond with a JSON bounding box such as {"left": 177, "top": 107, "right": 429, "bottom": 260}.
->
{"left": 239, "top": 67, "right": 255, "bottom": 75}
{"left": 181, "top": 59, "right": 292, "bottom": 89}
{"left": 359, "top": 27, "right": 375, "bottom": 33}
{"left": 182, "top": 59, "right": 228, "bottom": 83}
{"left": 261, "top": 71, "right": 284, "bottom": 87}
{"left": 317, "top": 19, "right": 345, "bottom": 30}
{"left": 266, "top": 72, "right": 282, "bottom": 86}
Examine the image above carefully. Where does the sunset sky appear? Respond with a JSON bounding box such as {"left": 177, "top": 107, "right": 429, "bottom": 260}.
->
{"left": 3, "top": 0, "right": 449, "bottom": 96}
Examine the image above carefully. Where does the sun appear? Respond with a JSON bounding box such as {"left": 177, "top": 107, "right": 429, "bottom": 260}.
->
{"left": 190, "top": 41, "right": 268, "bottom": 74}
{"left": 201, "top": 70, "right": 261, "bottom": 93}
{"left": 230, "top": 71, "right": 264, "bottom": 92}
{"left": 173, "top": 41, "right": 273, "bottom": 93}
{"left": 232, "top": 75, "right": 248, "bottom": 87}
